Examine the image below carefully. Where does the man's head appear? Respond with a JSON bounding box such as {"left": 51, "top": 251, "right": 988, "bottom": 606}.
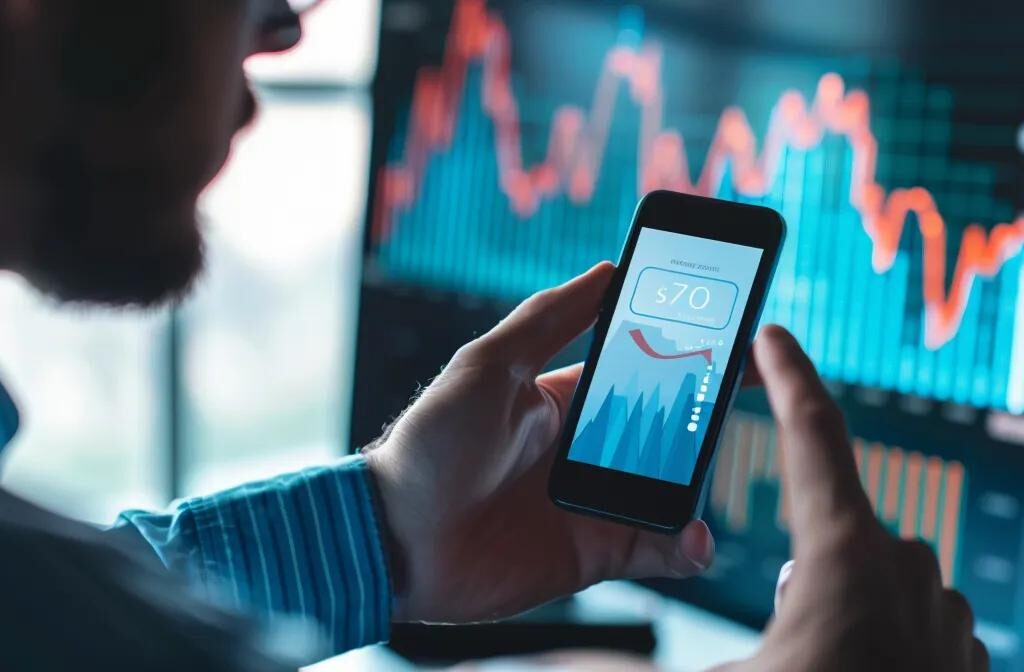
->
{"left": 0, "top": 0, "right": 302, "bottom": 306}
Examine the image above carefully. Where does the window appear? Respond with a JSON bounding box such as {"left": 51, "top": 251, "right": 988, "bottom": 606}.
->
{"left": 0, "top": 0, "right": 379, "bottom": 522}
{"left": 0, "top": 287, "right": 167, "bottom": 523}
{"left": 183, "top": 92, "right": 370, "bottom": 495}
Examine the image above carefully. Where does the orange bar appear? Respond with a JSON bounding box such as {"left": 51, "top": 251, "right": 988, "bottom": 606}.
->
{"left": 921, "top": 457, "right": 944, "bottom": 540}
{"left": 901, "top": 452, "right": 923, "bottom": 538}
{"left": 939, "top": 462, "right": 965, "bottom": 586}
{"left": 866, "top": 443, "right": 884, "bottom": 514}
{"left": 882, "top": 447, "right": 904, "bottom": 523}
{"left": 729, "top": 424, "right": 754, "bottom": 532}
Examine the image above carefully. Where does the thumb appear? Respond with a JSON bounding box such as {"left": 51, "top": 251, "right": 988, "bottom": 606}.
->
{"left": 753, "top": 325, "right": 873, "bottom": 554}
{"left": 622, "top": 519, "right": 715, "bottom": 579}
{"left": 537, "top": 363, "right": 584, "bottom": 419}
{"left": 774, "top": 559, "right": 795, "bottom": 615}
{"left": 476, "top": 262, "right": 615, "bottom": 373}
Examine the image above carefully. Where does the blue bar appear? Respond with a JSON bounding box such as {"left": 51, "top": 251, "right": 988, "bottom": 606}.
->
{"left": 826, "top": 148, "right": 856, "bottom": 378}
{"left": 952, "top": 280, "right": 981, "bottom": 404}
{"left": 932, "top": 286, "right": 956, "bottom": 403}
{"left": 971, "top": 282, "right": 994, "bottom": 408}
{"left": 843, "top": 207, "right": 870, "bottom": 384}
{"left": 916, "top": 326, "right": 936, "bottom": 399}
{"left": 860, "top": 245, "right": 885, "bottom": 388}
{"left": 784, "top": 148, "right": 809, "bottom": 346}
{"left": 468, "top": 74, "right": 486, "bottom": 295}
{"left": 882, "top": 254, "right": 909, "bottom": 392}
{"left": 440, "top": 78, "right": 464, "bottom": 294}
{"left": 431, "top": 102, "right": 449, "bottom": 287}
{"left": 805, "top": 148, "right": 828, "bottom": 367}
{"left": 991, "top": 255, "right": 1019, "bottom": 408}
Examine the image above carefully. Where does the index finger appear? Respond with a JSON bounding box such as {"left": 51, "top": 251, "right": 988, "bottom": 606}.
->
{"left": 739, "top": 355, "right": 763, "bottom": 388}
{"left": 478, "top": 262, "right": 615, "bottom": 373}
{"left": 754, "top": 325, "right": 873, "bottom": 552}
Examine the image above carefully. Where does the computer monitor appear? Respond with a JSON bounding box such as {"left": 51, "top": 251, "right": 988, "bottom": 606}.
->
{"left": 352, "top": 2, "right": 1024, "bottom": 669}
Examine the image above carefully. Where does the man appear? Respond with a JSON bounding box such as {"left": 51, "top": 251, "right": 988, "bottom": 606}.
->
{"left": 0, "top": 0, "right": 986, "bottom": 670}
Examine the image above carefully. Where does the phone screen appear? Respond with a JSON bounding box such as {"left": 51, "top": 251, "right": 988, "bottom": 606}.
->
{"left": 567, "top": 227, "right": 764, "bottom": 486}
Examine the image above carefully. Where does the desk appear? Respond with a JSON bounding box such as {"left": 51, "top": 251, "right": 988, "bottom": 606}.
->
{"left": 307, "top": 582, "right": 761, "bottom": 671}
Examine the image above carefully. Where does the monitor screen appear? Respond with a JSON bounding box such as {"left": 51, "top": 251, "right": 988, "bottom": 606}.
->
{"left": 355, "top": 2, "right": 1024, "bottom": 668}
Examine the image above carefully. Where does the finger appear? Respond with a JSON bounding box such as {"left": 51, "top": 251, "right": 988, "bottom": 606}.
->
{"left": 774, "top": 559, "right": 795, "bottom": 615}
{"left": 940, "top": 588, "right": 976, "bottom": 667}
{"left": 537, "top": 363, "right": 584, "bottom": 420}
{"left": 942, "top": 589, "right": 973, "bottom": 631}
{"left": 754, "top": 325, "right": 873, "bottom": 550}
{"left": 971, "top": 637, "right": 990, "bottom": 672}
{"left": 477, "top": 262, "right": 615, "bottom": 372}
{"left": 622, "top": 519, "right": 715, "bottom": 579}
{"left": 740, "top": 353, "right": 763, "bottom": 388}
{"left": 902, "top": 539, "right": 944, "bottom": 599}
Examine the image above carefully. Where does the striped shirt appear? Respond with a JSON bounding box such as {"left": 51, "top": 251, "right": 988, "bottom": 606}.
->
{"left": 116, "top": 458, "right": 392, "bottom": 655}
{"left": 0, "top": 378, "right": 392, "bottom": 663}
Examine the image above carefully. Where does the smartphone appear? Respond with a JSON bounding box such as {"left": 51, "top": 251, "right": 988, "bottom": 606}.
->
{"left": 549, "top": 190, "right": 786, "bottom": 533}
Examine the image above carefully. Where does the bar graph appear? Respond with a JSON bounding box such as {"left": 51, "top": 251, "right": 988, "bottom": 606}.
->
{"left": 363, "top": 3, "right": 1024, "bottom": 667}
{"left": 368, "top": 0, "right": 1024, "bottom": 413}
{"left": 712, "top": 412, "right": 966, "bottom": 584}
{"left": 663, "top": 398, "right": 1024, "bottom": 668}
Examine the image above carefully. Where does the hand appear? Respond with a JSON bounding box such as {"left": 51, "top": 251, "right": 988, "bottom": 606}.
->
{"left": 715, "top": 327, "right": 987, "bottom": 672}
{"left": 364, "top": 263, "right": 716, "bottom": 623}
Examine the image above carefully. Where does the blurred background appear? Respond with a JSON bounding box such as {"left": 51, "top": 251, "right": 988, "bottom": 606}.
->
{"left": 0, "top": 0, "right": 378, "bottom": 516}
{"left": 2, "top": 0, "right": 1024, "bottom": 670}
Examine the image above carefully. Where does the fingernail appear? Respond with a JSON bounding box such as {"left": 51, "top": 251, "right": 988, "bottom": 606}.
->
{"left": 683, "top": 521, "right": 714, "bottom": 570}
{"left": 777, "top": 560, "right": 795, "bottom": 585}
{"left": 757, "top": 324, "right": 785, "bottom": 343}
{"left": 775, "top": 560, "right": 795, "bottom": 614}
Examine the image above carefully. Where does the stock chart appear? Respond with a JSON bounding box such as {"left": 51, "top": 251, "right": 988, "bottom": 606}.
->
{"left": 357, "top": 0, "right": 1024, "bottom": 668}
{"left": 567, "top": 228, "right": 764, "bottom": 485}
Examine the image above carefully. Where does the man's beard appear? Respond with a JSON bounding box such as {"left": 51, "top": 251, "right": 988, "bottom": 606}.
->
{"left": 20, "top": 141, "right": 205, "bottom": 308}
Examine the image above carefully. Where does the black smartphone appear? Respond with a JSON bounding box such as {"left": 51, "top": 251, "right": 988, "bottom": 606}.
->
{"left": 549, "top": 190, "right": 786, "bottom": 533}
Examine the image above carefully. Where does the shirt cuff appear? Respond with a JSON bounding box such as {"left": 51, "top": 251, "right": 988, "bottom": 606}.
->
{"left": 182, "top": 455, "right": 392, "bottom": 653}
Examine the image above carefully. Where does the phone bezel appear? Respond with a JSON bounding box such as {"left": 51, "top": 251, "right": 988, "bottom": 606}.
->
{"left": 548, "top": 190, "right": 786, "bottom": 533}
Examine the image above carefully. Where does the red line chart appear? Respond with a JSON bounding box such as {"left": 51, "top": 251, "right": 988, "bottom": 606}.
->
{"left": 374, "top": 0, "right": 1024, "bottom": 350}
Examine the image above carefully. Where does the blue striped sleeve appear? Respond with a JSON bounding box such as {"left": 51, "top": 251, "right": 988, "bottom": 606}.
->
{"left": 114, "top": 455, "right": 392, "bottom": 655}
